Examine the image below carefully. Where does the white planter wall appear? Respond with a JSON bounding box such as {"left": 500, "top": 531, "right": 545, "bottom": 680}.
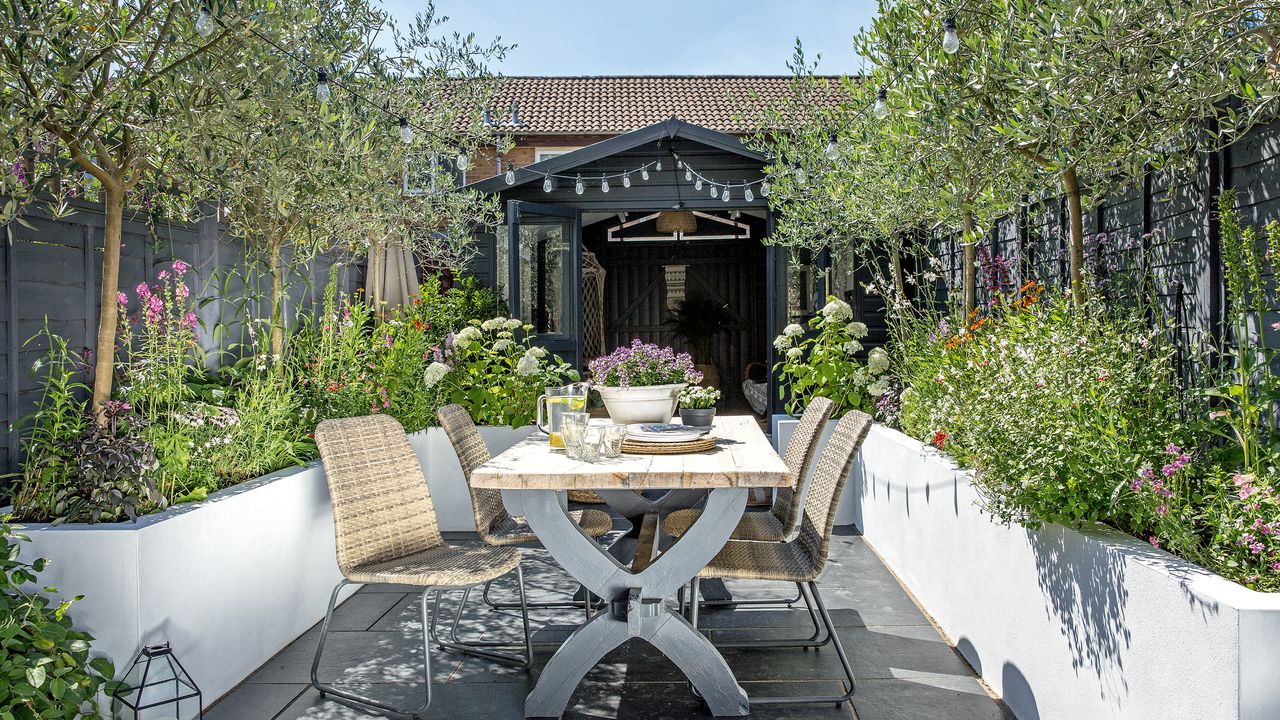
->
{"left": 851, "top": 424, "right": 1280, "bottom": 720}
{"left": 13, "top": 423, "right": 535, "bottom": 707}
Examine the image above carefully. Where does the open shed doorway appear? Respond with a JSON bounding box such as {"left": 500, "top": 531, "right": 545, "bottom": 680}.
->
{"left": 582, "top": 208, "right": 768, "bottom": 412}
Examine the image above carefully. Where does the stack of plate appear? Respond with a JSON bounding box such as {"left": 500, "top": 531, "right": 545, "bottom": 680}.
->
{"left": 625, "top": 423, "right": 710, "bottom": 443}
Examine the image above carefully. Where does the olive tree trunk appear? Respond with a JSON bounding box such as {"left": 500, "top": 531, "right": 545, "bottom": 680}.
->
{"left": 961, "top": 209, "right": 977, "bottom": 316}
{"left": 91, "top": 183, "right": 125, "bottom": 425}
{"left": 267, "top": 235, "right": 285, "bottom": 358}
{"left": 1062, "top": 166, "right": 1086, "bottom": 303}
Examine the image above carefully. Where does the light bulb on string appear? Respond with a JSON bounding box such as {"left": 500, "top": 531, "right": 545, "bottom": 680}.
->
{"left": 685, "top": 167, "right": 693, "bottom": 182}
{"left": 641, "top": 166, "right": 650, "bottom": 181}
{"left": 622, "top": 172, "right": 631, "bottom": 188}
{"left": 760, "top": 180, "right": 770, "bottom": 197}
{"left": 455, "top": 147, "right": 469, "bottom": 171}
{"left": 543, "top": 174, "right": 554, "bottom": 193}
{"left": 315, "top": 70, "right": 331, "bottom": 103}
{"left": 722, "top": 186, "right": 731, "bottom": 203}
{"left": 695, "top": 178, "right": 703, "bottom": 191}
{"left": 195, "top": 6, "right": 216, "bottom": 38}
{"left": 795, "top": 167, "right": 807, "bottom": 186}
{"left": 575, "top": 175, "right": 584, "bottom": 195}
{"left": 399, "top": 117, "right": 412, "bottom": 145}
{"left": 676, "top": 158, "right": 683, "bottom": 169}
{"left": 874, "top": 87, "right": 889, "bottom": 119}
{"left": 505, "top": 166, "right": 516, "bottom": 185}
{"left": 824, "top": 134, "right": 840, "bottom": 161}
{"left": 942, "top": 15, "right": 960, "bottom": 54}
{"left": 601, "top": 177, "right": 610, "bottom": 193}
{"left": 709, "top": 185, "right": 719, "bottom": 198}
{"left": 744, "top": 185, "right": 754, "bottom": 203}
{"left": 656, "top": 159, "right": 662, "bottom": 172}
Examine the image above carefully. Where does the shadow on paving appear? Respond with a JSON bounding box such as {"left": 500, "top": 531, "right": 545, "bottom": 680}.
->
{"left": 208, "top": 530, "right": 1012, "bottom": 720}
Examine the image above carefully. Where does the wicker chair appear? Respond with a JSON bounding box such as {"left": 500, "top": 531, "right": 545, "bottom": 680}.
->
{"left": 312, "top": 414, "right": 532, "bottom": 719}
{"left": 663, "top": 397, "right": 835, "bottom": 545}
{"left": 437, "top": 404, "right": 613, "bottom": 617}
{"left": 688, "top": 410, "right": 873, "bottom": 708}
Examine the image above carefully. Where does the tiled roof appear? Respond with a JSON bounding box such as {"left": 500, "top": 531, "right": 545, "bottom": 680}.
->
{"left": 481, "top": 75, "right": 849, "bottom": 135}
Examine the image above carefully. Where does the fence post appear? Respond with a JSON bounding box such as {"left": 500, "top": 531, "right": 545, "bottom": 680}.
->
{"left": 4, "top": 236, "right": 17, "bottom": 483}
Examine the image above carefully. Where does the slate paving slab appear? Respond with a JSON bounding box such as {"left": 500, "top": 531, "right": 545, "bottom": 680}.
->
{"left": 209, "top": 531, "right": 1011, "bottom": 719}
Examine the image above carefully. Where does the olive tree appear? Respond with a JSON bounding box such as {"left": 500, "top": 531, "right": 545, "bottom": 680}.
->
{"left": 0, "top": 1, "right": 264, "bottom": 421}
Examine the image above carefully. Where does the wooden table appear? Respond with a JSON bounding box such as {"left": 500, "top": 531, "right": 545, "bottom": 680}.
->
{"left": 472, "top": 416, "right": 789, "bottom": 718}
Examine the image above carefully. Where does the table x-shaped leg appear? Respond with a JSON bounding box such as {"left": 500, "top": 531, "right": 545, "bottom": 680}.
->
{"left": 522, "top": 487, "right": 749, "bottom": 718}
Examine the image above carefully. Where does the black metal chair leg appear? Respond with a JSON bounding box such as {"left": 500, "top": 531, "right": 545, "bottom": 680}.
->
{"left": 311, "top": 581, "right": 433, "bottom": 718}
{"left": 430, "top": 567, "right": 535, "bottom": 664}
{"left": 750, "top": 581, "right": 855, "bottom": 706}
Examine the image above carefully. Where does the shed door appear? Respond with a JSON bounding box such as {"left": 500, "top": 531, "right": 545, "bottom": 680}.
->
{"left": 507, "top": 200, "right": 582, "bottom": 369}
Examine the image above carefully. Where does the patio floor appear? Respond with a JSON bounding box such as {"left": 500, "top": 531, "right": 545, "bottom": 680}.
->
{"left": 209, "top": 523, "right": 1011, "bottom": 720}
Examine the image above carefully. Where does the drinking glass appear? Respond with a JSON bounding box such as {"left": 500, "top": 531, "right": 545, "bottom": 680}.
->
{"left": 598, "top": 423, "right": 627, "bottom": 459}
{"left": 576, "top": 425, "right": 603, "bottom": 463}
{"left": 560, "top": 412, "right": 590, "bottom": 459}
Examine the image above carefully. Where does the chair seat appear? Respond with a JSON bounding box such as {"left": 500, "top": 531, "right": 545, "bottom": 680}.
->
{"left": 344, "top": 543, "right": 520, "bottom": 587}
{"left": 483, "top": 508, "right": 614, "bottom": 546}
{"left": 567, "top": 490, "right": 607, "bottom": 505}
{"left": 663, "top": 508, "right": 788, "bottom": 542}
{"left": 697, "top": 534, "right": 821, "bottom": 584}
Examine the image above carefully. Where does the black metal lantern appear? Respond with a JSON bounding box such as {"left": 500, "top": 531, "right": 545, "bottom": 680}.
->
{"left": 109, "top": 643, "right": 202, "bottom": 719}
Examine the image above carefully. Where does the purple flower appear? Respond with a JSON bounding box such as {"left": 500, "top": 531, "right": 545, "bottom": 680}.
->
{"left": 1156, "top": 505, "right": 1168, "bottom": 516}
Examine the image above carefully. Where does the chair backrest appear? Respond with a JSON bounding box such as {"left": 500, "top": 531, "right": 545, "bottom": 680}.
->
{"left": 772, "top": 397, "right": 837, "bottom": 533}
{"left": 436, "top": 404, "right": 509, "bottom": 537}
{"left": 795, "top": 410, "right": 873, "bottom": 571}
{"left": 315, "top": 414, "right": 444, "bottom": 576}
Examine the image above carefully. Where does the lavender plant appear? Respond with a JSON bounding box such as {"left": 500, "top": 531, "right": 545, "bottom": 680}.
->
{"left": 588, "top": 340, "right": 703, "bottom": 387}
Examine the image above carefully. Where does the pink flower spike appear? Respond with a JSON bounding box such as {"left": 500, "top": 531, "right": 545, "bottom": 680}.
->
{"left": 185, "top": 312, "right": 197, "bottom": 329}
{"left": 135, "top": 283, "right": 150, "bottom": 297}
{"left": 157, "top": 270, "right": 169, "bottom": 280}
{"left": 172, "top": 259, "right": 189, "bottom": 276}
{"left": 1156, "top": 505, "right": 1168, "bottom": 516}
{"left": 1148, "top": 536, "right": 1160, "bottom": 549}
{"left": 117, "top": 291, "right": 128, "bottom": 305}
{"left": 1164, "top": 443, "right": 1181, "bottom": 455}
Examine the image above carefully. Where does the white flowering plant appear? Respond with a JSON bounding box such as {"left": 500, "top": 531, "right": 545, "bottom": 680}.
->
{"left": 774, "top": 296, "right": 888, "bottom": 416}
{"left": 434, "top": 316, "right": 577, "bottom": 426}
{"left": 679, "top": 385, "right": 721, "bottom": 410}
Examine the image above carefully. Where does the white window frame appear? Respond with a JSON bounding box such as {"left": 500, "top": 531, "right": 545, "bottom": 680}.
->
{"left": 535, "top": 147, "right": 579, "bottom": 163}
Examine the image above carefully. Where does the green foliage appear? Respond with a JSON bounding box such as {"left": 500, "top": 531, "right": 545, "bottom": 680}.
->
{"left": 432, "top": 318, "right": 578, "bottom": 427}
{"left": 897, "top": 285, "right": 1186, "bottom": 529}
{"left": 0, "top": 520, "right": 113, "bottom": 718}
{"left": 666, "top": 291, "right": 733, "bottom": 365}
{"left": 774, "top": 296, "right": 889, "bottom": 416}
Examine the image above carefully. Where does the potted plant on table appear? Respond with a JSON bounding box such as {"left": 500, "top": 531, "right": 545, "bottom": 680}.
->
{"left": 678, "top": 386, "right": 721, "bottom": 427}
{"left": 588, "top": 340, "right": 703, "bottom": 424}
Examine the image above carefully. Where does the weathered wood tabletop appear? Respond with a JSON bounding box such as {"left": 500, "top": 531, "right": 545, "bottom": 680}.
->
{"left": 471, "top": 415, "right": 789, "bottom": 490}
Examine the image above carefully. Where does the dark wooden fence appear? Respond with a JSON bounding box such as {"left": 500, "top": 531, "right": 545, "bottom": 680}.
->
{"left": 0, "top": 201, "right": 363, "bottom": 483}
{"left": 933, "top": 118, "right": 1280, "bottom": 354}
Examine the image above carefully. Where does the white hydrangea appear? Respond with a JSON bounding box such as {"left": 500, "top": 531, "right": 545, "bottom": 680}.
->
{"left": 493, "top": 339, "right": 513, "bottom": 352}
{"left": 867, "top": 378, "right": 890, "bottom": 397}
{"left": 454, "top": 326, "right": 482, "bottom": 349}
{"left": 783, "top": 323, "right": 805, "bottom": 337}
{"left": 423, "top": 361, "right": 451, "bottom": 389}
{"left": 867, "top": 346, "right": 890, "bottom": 374}
{"left": 516, "top": 352, "right": 541, "bottom": 376}
{"left": 842, "top": 340, "right": 863, "bottom": 356}
{"left": 773, "top": 335, "right": 792, "bottom": 351}
{"left": 847, "top": 321, "right": 869, "bottom": 339}
{"left": 820, "top": 297, "right": 852, "bottom": 322}
{"left": 786, "top": 347, "right": 803, "bottom": 360}
{"left": 528, "top": 345, "right": 548, "bottom": 358}
{"left": 505, "top": 318, "right": 523, "bottom": 330}
{"left": 481, "top": 317, "right": 504, "bottom": 331}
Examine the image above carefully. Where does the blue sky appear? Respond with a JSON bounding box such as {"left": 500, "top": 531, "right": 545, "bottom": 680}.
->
{"left": 378, "top": 0, "right": 875, "bottom": 75}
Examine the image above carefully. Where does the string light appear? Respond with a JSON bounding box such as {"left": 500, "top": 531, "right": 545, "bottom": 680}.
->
{"left": 744, "top": 185, "right": 754, "bottom": 202}
{"left": 685, "top": 167, "right": 693, "bottom": 182}
{"left": 574, "top": 175, "right": 584, "bottom": 195}
{"left": 942, "top": 15, "right": 961, "bottom": 54}
{"left": 455, "top": 147, "right": 469, "bottom": 171}
{"left": 641, "top": 167, "right": 650, "bottom": 181}
{"left": 399, "top": 117, "right": 412, "bottom": 145}
{"left": 722, "top": 186, "right": 730, "bottom": 202}
{"left": 505, "top": 166, "right": 516, "bottom": 185}
{"left": 656, "top": 159, "right": 663, "bottom": 172}
{"left": 760, "top": 180, "right": 770, "bottom": 197}
{"left": 543, "top": 174, "right": 555, "bottom": 193}
{"left": 195, "top": 6, "right": 216, "bottom": 38}
{"left": 315, "top": 70, "right": 330, "bottom": 103}
{"left": 622, "top": 172, "right": 631, "bottom": 188}
{"left": 795, "top": 167, "right": 807, "bottom": 185}
{"left": 709, "top": 185, "right": 719, "bottom": 198}
{"left": 695, "top": 178, "right": 703, "bottom": 191}
{"left": 601, "top": 177, "right": 610, "bottom": 193}
{"left": 874, "top": 87, "right": 889, "bottom": 119}
{"left": 824, "top": 134, "right": 840, "bottom": 161}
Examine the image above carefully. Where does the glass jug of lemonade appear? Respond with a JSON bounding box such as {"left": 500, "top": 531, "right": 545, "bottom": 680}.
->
{"left": 537, "top": 383, "right": 590, "bottom": 449}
